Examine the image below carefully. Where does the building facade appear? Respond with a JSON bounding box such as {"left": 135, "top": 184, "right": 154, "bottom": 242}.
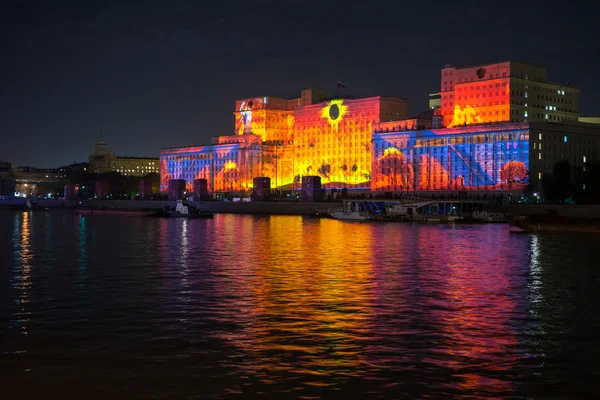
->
{"left": 89, "top": 137, "right": 159, "bottom": 176}
{"left": 429, "top": 93, "right": 441, "bottom": 110}
{"left": 372, "top": 121, "right": 600, "bottom": 193}
{"left": 160, "top": 64, "right": 598, "bottom": 196}
{"left": 440, "top": 61, "right": 580, "bottom": 128}
{"left": 161, "top": 91, "right": 410, "bottom": 193}
{"left": 160, "top": 134, "right": 263, "bottom": 193}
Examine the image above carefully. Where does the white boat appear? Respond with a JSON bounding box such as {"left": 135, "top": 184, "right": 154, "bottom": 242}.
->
{"left": 329, "top": 200, "right": 380, "bottom": 221}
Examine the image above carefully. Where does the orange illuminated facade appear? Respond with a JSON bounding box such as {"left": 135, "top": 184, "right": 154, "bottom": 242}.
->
{"left": 441, "top": 61, "right": 580, "bottom": 128}
{"left": 292, "top": 96, "right": 409, "bottom": 188}
{"left": 162, "top": 90, "right": 409, "bottom": 193}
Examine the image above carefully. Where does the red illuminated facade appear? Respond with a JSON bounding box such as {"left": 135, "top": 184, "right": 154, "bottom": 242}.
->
{"left": 440, "top": 61, "right": 580, "bottom": 128}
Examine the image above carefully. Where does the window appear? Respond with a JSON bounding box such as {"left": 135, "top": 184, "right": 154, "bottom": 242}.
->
{"left": 538, "top": 172, "right": 542, "bottom": 179}
{"left": 524, "top": 111, "right": 528, "bottom": 118}
{"left": 584, "top": 155, "right": 587, "bottom": 163}
{"left": 539, "top": 153, "right": 542, "bottom": 160}
{"left": 539, "top": 143, "right": 542, "bottom": 150}
{"left": 564, "top": 136, "right": 568, "bottom": 143}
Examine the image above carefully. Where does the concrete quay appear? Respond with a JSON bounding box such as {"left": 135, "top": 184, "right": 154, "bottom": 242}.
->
{"left": 3, "top": 198, "right": 600, "bottom": 220}
{"left": 0, "top": 198, "right": 340, "bottom": 216}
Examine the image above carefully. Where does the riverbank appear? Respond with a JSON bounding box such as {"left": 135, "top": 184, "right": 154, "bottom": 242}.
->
{"left": 3, "top": 198, "right": 600, "bottom": 221}
{"left": 0, "top": 199, "right": 339, "bottom": 216}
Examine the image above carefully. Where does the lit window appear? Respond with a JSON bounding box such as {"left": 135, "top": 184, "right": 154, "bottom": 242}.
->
{"left": 538, "top": 172, "right": 542, "bottom": 179}
{"left": 557, "top": 89, "right": 561, "bottom": 94}
{"left": 534, "top": 143, "right": 536, "bottom": 149}
{"left": 539, "top": 153, "right": 542, "bottom": 160}
{"left": 545, "top": 114, "right": 549, "bottom": 119}
{"left": 525, "top": 92, "right": 528, "bottom": 98}
{"left": 584, "top": 155, "right": 587, "bottom": 163}
{"left": 524, "top": 103, "right": 528, "bottom": 107}
{"left": 561, "top": 90, "right": 565, "bottom": 95}
{"left": 539, "top": 143, "right": 542, "bottom": 150}
{"left": 564, "top": 136, "right": 568, "bottom": 143}
{"left": 524, "top": 111, "right": 528, "bottom": 118}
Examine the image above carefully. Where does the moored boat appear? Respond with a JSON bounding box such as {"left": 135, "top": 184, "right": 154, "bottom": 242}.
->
{"left": 163, "top": 200, "right": 214, "bottom": 219}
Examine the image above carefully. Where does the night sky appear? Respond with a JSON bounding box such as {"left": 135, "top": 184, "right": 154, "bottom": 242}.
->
{"left": 2, "top": 1, "right": 598, "bottom": 167}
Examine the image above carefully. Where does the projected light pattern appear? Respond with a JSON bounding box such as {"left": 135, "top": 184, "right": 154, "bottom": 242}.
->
{"left": 292, "top": 98, "right": 386, "bottom": 189}
{"left": 234, "top": 97, "right": 295, "bottom": 142}
{"left": 372, "top": 124, "right": 529, "bottom": 191}
{"left": 442, "top": 79, "right": 512, "bottom": 128}
{"left": 160, "top": 139, "right": 263, "bottom": 193}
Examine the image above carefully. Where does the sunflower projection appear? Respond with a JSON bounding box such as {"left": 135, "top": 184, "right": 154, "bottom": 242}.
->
{"left": 320, "top": 99, "right": 348, "bottom": 132}
{"left": 293, "top": 96, "right": 410, "bottom": 189}
{"left": 372, "top": 123, "right": 529, "bottom": 191}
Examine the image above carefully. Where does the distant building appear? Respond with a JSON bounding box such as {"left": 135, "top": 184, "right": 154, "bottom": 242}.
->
{"left": 440, "top": 61, "right": 580, "bottom": 128}
{"left": 579, "top": 117, "right": 600, "bottom": 124}
{"left": 0, "top": 161, "right": 14, "bottom": 196}
{"left": 58, "top": 162, "right": 89, "bottom": 175}
{"left": 12, "top": 166, "right": 68, "bottom": 184}
{"left": 0, "top": 161, "right": 12, "bottom": 180}
{"left": 89, "top": 137, "right": 158, "bottom": 176}
{"left": 429, "top": 93, "right": 441, "bottom": 110}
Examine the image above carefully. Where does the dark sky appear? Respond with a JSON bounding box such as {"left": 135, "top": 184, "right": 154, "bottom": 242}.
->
{"left": 2, "top": 1, "right": 598, "bottom": 167}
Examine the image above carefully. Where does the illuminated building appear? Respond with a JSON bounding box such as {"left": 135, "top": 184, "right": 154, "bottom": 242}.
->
{"left": 161, "top": 91, "right": 409, "bottom": 193}
{"left": 440, "top": 61, "right": 580, "bottom": 128}
{"left": 292, "top": 96, "right": 409, "bottom": 189}
{"left": 372, "top": 121, "right": 600, "bottom": 192}
{"left": 161, "top": 75, "right": 597, "bottom": 196}
{"left": 89, "top": 137, "right": 158, "bottom": 176}
{"left": 160, "top": 134, "right": 264, "bottom": 192}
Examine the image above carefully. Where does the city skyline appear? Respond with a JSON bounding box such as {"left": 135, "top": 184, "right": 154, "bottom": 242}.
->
{"left": 2, "top": 1, "right": 598, "bottom": 168}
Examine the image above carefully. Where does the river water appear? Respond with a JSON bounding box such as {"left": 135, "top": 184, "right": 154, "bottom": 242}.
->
{"left": 1, "top": 210, "right": 599, "bottom": 399}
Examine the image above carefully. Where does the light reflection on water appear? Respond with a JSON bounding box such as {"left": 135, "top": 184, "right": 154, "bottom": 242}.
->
{"left": 0, "top": 210, "right": 599, "bottom": 399}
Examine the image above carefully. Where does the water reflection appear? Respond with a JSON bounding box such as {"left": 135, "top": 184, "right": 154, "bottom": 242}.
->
{"left": 1, "top": 211, "right": 599, "bottom": 398}
{"left": 210, "top": 216, "right": 378, "bottom": 394}
{"left": 12, "top": 212, "right": 33, "bottom": 335}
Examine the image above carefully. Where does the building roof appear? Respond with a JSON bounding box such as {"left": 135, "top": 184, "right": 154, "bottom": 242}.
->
{"left": 442, "top": 60, "right": 546, "bottom": 70}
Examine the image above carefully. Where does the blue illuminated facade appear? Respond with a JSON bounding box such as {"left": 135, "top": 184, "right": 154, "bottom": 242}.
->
{"left": 372, "top": 123, "right": 530, "bottom": 191}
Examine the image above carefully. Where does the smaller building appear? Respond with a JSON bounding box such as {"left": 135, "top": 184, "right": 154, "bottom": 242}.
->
{"left": 0, "top": 161, "right": 12, "bottom": 180}
{"left": 89, "top": 137, "right": 158, "bottom": 176}
{"left": 579, "top": 117, "right": 600, "bottom": 125}
{"left": 429, "top": 93, "right": 441, "bottom": 110}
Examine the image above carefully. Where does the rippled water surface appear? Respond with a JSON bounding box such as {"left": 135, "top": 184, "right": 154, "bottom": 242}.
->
{"left": 1, "top": 210, "right": 599, "bottom": 399}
